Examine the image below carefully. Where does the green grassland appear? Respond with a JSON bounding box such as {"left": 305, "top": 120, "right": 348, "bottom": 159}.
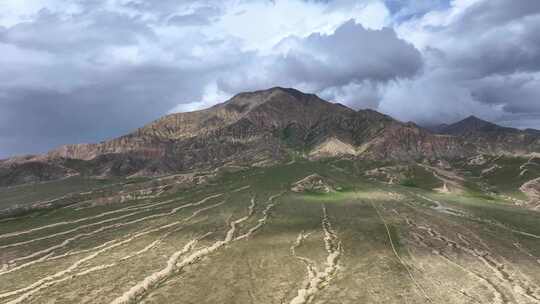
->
{"left": 0, "top": 160, "right": 539, "bottom": 303}
{"left": 0, "top": 176, "right": 123, "bottom": 210}
{"left": 451, "top": 155, "right": 540, "bottom": 200}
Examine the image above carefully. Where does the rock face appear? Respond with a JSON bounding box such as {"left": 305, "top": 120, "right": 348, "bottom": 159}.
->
{"left": 309, "top": 137, "right": 357, "bottom": 159}
{"left": 291, "top": 174, "right": 337, "bottom": 193}
{"left": 2, "top": 87, "right": 536, "bottom": 186}
{"left": 433, "top": 115, "right": 540, "bottom": 155}
{"left": 520, "top": 177, "right": 540, "bottom": 209}
{"left": 0, "top": 158, "right": 78, "bottom": 186}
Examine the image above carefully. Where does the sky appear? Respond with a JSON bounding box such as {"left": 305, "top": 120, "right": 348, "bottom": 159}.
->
{"left": 1, "top": 0, "right": 540, "bottom": 158}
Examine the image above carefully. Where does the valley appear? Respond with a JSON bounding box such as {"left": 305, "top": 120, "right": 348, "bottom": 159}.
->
{"left": 0, "top": 159, "right": 539, "bottom": 303}
{"left": 3, "top": 0, "right": 540, "bottom": 302}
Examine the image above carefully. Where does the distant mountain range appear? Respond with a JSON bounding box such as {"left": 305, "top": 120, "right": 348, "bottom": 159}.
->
{"left": 2, "top": 87, "right": 539, "bottom": 186}
{"left": 428, "top": 115, "right": 540, "bottom": 154}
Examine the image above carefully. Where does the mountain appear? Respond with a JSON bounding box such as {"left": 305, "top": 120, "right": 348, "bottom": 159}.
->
{"left": 433, "top": 115, "right": 540, "bottom": 154}
{"left": 46, "top": 88, "right": 468, "bottom": 162}
{"left": 526, "top": 128, "right": 540, "bottom": 136}
{"left": 436, "top": 115, "right": 514, "bottom": 135}
{"left": 0, "top": 88, "right": 504, "bottom": 186}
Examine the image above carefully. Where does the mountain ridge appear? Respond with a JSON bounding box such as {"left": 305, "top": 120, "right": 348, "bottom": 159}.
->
{"left": 1, "top": 87, "right": 537, "bottom": 186}
{"left": 431, "top": 115, "right": 540, "bottom": 154}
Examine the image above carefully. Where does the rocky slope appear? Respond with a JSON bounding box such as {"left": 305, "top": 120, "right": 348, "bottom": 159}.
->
{"left": 0, "top": 87, "right": 526, "bottom": 186}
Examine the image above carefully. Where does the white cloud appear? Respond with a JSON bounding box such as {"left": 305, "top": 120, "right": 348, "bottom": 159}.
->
{"left": 0, "top": 0, "right": 83, "bottom": 26}
{"left": 168, "top": 82, "right": 232, "bottom": 113}
{"left": 395, "top": 0, "right": 481, "bottom": 49}
{"left": 2, "top": 0, "right": 540, "bottom": 157}
{"left": 215, "top": 0, "right": 390, "bottom": 52}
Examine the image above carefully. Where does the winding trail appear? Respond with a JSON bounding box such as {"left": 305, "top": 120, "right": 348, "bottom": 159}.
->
{"left": 405, "top": 218, "right": 508, "bottom": 304}
{"left": 0, "top": 211, "right": 142, "bottom": 250}
{"left": 0, "top": 193, "right": 224, "bottom": 273}
{"left": 401, "top": 202, "right": 540, "bottom": 303}
{"left": 0, "top": 203, "right": 149, "bottom": 240}
{"left": 109, "top": 235, "right": 207, "bottom": 304}
{"left": 0, "top": 184, "right": 248, "bottom": 244}
{"left": 288, "top": 205, "right": 342, "bottom": 304}
{"left": 513, "top": 242, "right": 540, "bottom": 265}
{"left": 0, "top": 196, "right": 231, "bottom": 303}
{"left": 235, "top": 192, "right": 284, "bottom": 241}
{"left": 231, "top": 185, "right": 251, "bottom": 193}
{"left": 290, "top": 231, "right": 318, "bottom": 299}
{"left": 110, "top": 196, "right": 259, "bottom": 304}
{"left": 419, "top": 164, "right": 464, "bottom": 193}
{"left": 0, "top": 193, "right": 222, "bottom": 250}
{"left": 369, "top": 200, "right": 433, "bottom": 303}
{"left": 412, "top": 192, "right": 540, "bottom": 240}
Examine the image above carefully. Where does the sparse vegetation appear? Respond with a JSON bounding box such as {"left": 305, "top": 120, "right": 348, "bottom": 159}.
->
{"left": 0, "top": 160, "right": 539, "bottom": 303}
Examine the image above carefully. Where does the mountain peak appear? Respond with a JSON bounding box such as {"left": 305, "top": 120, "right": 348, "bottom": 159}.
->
{"left": 5, "top": 87, "right": 540, "bottom": 187}
{"left": 221, "top": 86, "right": 344, "bottom": 123}
{"left": 463, "top": 115, "right": 481, "bottom": 121}
{"left": 460, "top": 115, "right": 495, "bottom": 128}
{"left": 438, "top": 115, "right": 500, "bottom": 135}
{"left": 462, "top": 115, "right": 489, "bottom": 124}
{"left": 226, "top": 86, "right": 317, "bottom": 108}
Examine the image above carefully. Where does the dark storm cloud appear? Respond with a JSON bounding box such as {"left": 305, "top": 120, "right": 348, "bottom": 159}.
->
{"left": 468, "top": 74, "right": 540, "bottom": 113}
{"left": 445, "top": 16, "right": 540, "bottom": 77}
{"left": 380, "top": 0, "right": 540, "bottom": 128}
{"left": 0, "top": 64, "right": 211, "bottom": 157}
{"left": 0, "top": 1, "right": 231, "bottom": 157}
{"left": 2, "top": 0, "right": 540, "bottom": 158}
{"left": 454, "top": 0, "right": 540, "bottom": 31}
{"left": 276, "top": 21, "right": 422, "bottom": 86}
{"left": 0, "top": 9, "right": 154, "bottom": 53}
{"left": 442, "top": 2, "right": 540, "bottom": 119}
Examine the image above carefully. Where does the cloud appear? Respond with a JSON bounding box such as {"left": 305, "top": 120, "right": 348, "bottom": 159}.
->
{"left": 453, "top": 0, "right": 540, "bottom": 32}
{"left": 384, "top": 0, "right": 540, "bottom": 127}
{"left": 167, "top": 6, "right": 222, "bottom": 27}
{"left": 0, "top": 64, "right": 211, "bottom": 157}
{"left": 385, "top": 0, "right": 450, "bottom": 22}
{"left": 277, "top": 21, "right": 422, "bottom": 85}
{"left": 1, "top": 0, "right": 540, "bottom": 158}
{"left": 379, "top": 69, "right": 501, "bottom": 125}
{"left": 214, "top": 20, "right": 423, "bottom": 109}
{"left": 0, "top": 8, "right": 154, "bottom": 53}
{"left": 0, "top": 0, "right": 400, "bottom": 158}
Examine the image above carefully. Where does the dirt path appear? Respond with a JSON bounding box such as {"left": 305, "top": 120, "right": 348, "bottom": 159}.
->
{"left": 0, "top": 193, "right": 225, "bottom": 273}
{"left": 235, "top": 192, "right": 284, "bottom": 241}
{"left": 401, "top": 203, "right": 540, "bottom": 303}
{"left": 0, "top": 184, "right": 249, "bottom": 243}
{"left": 411, "top": 192, "right": 540, "bottom": 240}
{"left": 0, "top": 211, "right": 142, "bottom": 250}
{"left": 369, "top": 200, "right": 433, "bottom": 303}
{"left": 0, "top": 201, "right": 156, "bottom": 240}
{"left": 406, "top": 219, "right": 508, "bottom": 304}
{"left": 231, "top": 185, "right": 251, "bottom": 193}
{"left": 290, "top": 231, "right": 318, "bottom": 301}
{"left": 110, "top": 196, "right": 260, "bottom": 304}
{"left": 513, "top": 242, "right": 540, "bottom": 265}
{"left": 521, "top": 177, "right": 540, "bottom": 208}
{"left": 419, "top": 164, "right": 464, "bottom": 193}
{"left": 288, "top": 205, "right": 342, "bottom": 304}
{"left": 108, "top": 235, "right": 207, "bottom": 304}
{"left": 413, "top": 193, "right": 468, "bottom": 217}
{"left": 0, "top": 196, "right": 231, "bottom": 302}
